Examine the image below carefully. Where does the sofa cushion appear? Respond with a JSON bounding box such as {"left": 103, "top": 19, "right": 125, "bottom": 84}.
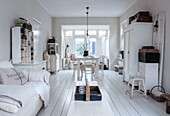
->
{"left": 29, "top": 70, "right": 50, "bottom": 85}
{"left": 14, "top": 68, "right": 28, "bottom": 85}
{"left": 0, "top": 68, "right": 28, "bottom": 85}
{"left": 0, "top": 61, "right": 14, "bottom": 68}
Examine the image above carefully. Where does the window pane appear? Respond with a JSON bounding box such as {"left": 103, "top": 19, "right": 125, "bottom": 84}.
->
{"left": 99, "top": 30, "right": 107, "bottom": 37}
{"left": 75, "top": 30, "right": 85, "bottom": 35}
{"left": 75, "top": 38, "right": 84, "bottom": 56}
{"left": 88, "top": 30, "right": 97, "bottom": 35}
{"left": 88, "top": 38, "right": 96, "bottom": 55}
{"left": 65, "top": 30, "right": 72, "bottom": 37}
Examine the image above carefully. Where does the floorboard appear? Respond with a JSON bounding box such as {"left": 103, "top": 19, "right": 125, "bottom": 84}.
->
{"left": 37, "top": 70, "right": 168, "bottom": 116}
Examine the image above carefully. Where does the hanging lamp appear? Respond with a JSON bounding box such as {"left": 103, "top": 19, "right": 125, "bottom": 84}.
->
{"left": 83, "top": 7, "right": 89, "bottom": 56}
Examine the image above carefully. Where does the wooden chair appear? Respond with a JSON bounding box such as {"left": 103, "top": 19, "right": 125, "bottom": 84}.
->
{"left": 98, "top": 55, "right": 105, "bottom": 78}
{"left": 80, "top": 56, "right": 95, "bottom": 80}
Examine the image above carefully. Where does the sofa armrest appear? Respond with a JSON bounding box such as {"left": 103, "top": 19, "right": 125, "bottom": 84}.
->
{"left": 28, "top": 70, "right": 50, "bottom": 85}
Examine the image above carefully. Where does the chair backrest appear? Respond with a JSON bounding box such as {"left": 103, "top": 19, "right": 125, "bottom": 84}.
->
{"left": 83, "top": 56, "right": 94, "bottom": 67}
{"left": 99, "top": 55, "right": 105, "bottom": 64}
{"left": 88, "top": 55, "right": 94, "bottom": 63}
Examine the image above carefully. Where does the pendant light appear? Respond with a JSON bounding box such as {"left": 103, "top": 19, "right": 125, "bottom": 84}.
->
{"left": 83, "top": 7, "right": 89, "bottom": 56}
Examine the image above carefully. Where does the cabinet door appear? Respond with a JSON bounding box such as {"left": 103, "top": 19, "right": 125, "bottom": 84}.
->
{"left": 138, "top": 62, "right": 145, "bottom": 78}
{"left": 124, "top": 31, "right": 129, "bottom": 81}
{"left": 12, "top": 27, "right": 21, "bottom": 63}
{"left": 129, "top": 30, "right": 136, "bottom": 75}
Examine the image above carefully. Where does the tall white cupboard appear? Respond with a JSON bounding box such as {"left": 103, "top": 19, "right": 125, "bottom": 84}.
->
{"left": 123, "top": 22, "right": 153, "bottom": 81}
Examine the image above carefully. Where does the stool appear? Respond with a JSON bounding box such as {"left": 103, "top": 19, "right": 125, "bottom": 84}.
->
{"left": 118, "top": 67, "right": 123, "bottom": 75}
{"left": 114, "top": 65, "right": 123, "bottom": 75}
{"left": 114, "top": 65, "right": 119, "bottom": 72}
{"left": 125, "top": 76, "right": 147, "bottom": 99}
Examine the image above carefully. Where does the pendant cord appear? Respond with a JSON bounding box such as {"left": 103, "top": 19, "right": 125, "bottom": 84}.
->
{"left": 86, "top": 7, "right": 89, "bottom": 36}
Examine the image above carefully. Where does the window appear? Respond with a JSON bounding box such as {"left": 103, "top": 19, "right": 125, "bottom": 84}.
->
{"left": 99, "top": 30, "right": 107, "bottom": 37}
{"left": 75, "top": 30, "right": 85, "bottom": 35}
{"left": 120, "top": 19, "right": 128, "bottom": 51}
{"left": 63, "top": 28, "right": 109, "bottom": 58}
{"left": 65, "top": 30, "right": 72, "bottom": 37}
{"left": 88, "top": 30, "right": 97, "bottom": 35}
{"left": 88, "top": 38, "right": 96, "bottom": 55}
{"left": 75, "top": 38, "right": 84, "bottom": 56}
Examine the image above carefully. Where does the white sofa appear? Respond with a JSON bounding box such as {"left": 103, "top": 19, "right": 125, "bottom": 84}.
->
{"left": 0, "top": 61, "right": 50, "bottom": 116}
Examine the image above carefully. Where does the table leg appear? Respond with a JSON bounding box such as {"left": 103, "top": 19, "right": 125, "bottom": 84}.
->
{"left": 96, "top": 59, "right": 99, "bottom": 77}
{"left": 77, "top": 60, "right": 80, "bottom": 81}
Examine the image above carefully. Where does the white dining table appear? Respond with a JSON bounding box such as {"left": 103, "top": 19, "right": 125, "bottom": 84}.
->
{"left": 76, "top": 56, "right": 99, "bottom": 80}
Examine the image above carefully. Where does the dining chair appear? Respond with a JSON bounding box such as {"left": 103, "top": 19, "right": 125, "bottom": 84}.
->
{"left": 80, "top": 56, "right": 95, "bottom": 80}
{"left": 98, "top": 55, "right": 105, "bottom": 78}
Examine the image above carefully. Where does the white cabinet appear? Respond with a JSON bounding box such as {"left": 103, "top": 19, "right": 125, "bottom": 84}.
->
{"left": 123, "top": 22, "right": 153, "bottom": 81}
{"left": 139, "top": 62, "right": 158, "bottom": 90}
{"left": 50, "top": 54, "right": 59, "bottom": 73}
{"left": 12, "top": 27, "right": 34, "bottom": 64}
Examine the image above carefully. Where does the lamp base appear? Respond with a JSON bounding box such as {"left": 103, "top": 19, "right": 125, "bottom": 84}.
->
{"left": 83, "top": 51, "right": 88, "bottom": 57}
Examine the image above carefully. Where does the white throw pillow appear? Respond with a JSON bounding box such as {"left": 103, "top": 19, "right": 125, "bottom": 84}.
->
{"left": 0, "top": 68, "right": 28, "bottom": 85}
{"left": 0, "top": 61, "right": 14, "bottom": 68}
{"left": 29, "top": 70, "right": 50, "bottom": 85}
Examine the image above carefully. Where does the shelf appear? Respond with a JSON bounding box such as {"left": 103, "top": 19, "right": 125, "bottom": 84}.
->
{"left": 13, "top": 60, "right": 47, "bottom": 66}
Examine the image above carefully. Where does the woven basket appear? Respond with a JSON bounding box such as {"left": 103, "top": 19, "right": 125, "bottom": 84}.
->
{"left": 149, "top": 85, "right": 166, "bottom": 102}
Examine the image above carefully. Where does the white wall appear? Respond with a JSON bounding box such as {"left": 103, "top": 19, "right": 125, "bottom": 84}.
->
{"left": 120, "top": 0, "right": 148, "bottom": 22}
{"left": 120, "top": 0, "right": 170, "bottom": 93}
{"left": 52, "top": 17, "right": 120, "bottom": 70}
{"left": 0, "top": 0, "right": 52, "bottom": 61}
{"left": 146, "top": 0, "right": 170, "bottom": 94}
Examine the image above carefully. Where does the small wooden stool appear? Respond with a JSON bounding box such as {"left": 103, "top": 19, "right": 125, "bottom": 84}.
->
{"left": 118, "top": 67, "right": 123, "bottom": 75}
{"left": 114, "top": 65, "right": 123, "bottom": 75}
{"left": 114, "top": 65, "right": 119, "bottom": 72}
{"left": 125, "top": 75, "right": 147, "bottom": 99}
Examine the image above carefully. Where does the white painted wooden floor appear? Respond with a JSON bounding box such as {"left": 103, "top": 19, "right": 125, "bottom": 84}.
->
{"left": 37, "top": 70, "right": 169, "bottom": 116}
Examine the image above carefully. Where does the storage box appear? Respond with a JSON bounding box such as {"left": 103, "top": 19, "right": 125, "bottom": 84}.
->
{"left": 129, "top": 11, "right": 152, "bottom": 24}
{"left": 142, "top": 46, "right": 155, "bottom": 49}
{"left": 136, "top": 16, "right": 152, "bottom": 23}
{"left": 138, "top": 52, "right": 160, "bottom": 63}
{"left": 134, "top": 11, "right": 150, "bottom": 18}
{"left": 75, "top": 86, "right": 102, "bottom": 101}
{"left": 139, "top": 49, "right": 158, "bottom": 53}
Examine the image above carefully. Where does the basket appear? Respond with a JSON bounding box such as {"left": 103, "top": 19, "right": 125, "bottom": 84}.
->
{"left": 149, "top": 85, "right": 166, "bottom": 102}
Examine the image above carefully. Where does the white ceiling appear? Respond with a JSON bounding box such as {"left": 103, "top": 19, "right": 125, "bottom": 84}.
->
{"left": 37, "top": 0, "right": 137, "bottom": 17}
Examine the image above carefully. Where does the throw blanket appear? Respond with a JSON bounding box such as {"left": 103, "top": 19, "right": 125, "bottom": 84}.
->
{"left": 0, "top": 85, "right": 37, "bottom": 113}
{"left": 0, "top": 82, "right": 50, "bottom": 113}
{"left": 25, "top": 82, "right": 50, "bottom": 107}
